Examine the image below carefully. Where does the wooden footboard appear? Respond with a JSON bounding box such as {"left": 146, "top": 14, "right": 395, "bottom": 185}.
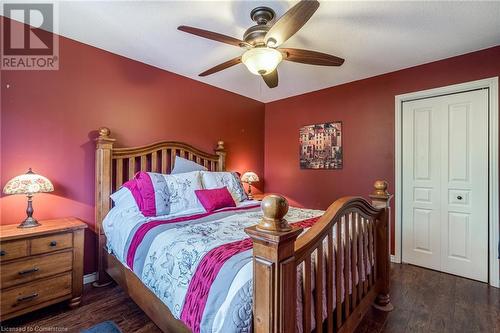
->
{"left": 245, "top": 181, "right": 392, "bottom": 333}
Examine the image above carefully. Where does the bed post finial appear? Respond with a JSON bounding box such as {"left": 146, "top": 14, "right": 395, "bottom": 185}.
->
{"left": 98, "top": 126, "right": 111, "bottom": 138}
{"left": 214, "top": 140, "right": 226, "bottom": 171}
{"left": 215, "top": 140, "right": 224, "bottom": 151}
{"left": 257, "top": 195, "right": 292, "bottom": 232}
{"left": 371, "top": 180, "right": 389, "bottom": 198}
{"left": 369, "top": 180, "right": 394, "bottom": 312}
{"left": 94, "top": 127, "right": 115, "bottom": 288}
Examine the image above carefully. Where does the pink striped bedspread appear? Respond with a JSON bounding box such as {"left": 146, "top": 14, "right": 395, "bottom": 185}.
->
{"left": 104, "top": 204, "right": 373, "bottom": 333}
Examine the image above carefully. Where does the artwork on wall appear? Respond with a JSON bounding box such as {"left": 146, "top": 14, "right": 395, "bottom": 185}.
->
{"left": 299, "top": 122, "right": 343, "bottom": 169}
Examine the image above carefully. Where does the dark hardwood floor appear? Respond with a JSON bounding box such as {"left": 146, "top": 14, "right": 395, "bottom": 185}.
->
{"left": 1, "top": 264, "right": 499, "bottom": 333}
{"left": 356, "top": 264, "right": 499, "bottom": 333}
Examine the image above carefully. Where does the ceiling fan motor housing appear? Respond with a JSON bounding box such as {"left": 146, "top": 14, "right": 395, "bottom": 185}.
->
{"left": 244, "top": 6, "right": 275, "bottom": 46}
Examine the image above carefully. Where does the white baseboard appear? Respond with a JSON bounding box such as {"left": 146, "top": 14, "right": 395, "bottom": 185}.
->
{"left": 390, "top": 255, "right": 400, "bottom": 263}
{"left": 83, "top": 272, "right": 97, "bottom": 285}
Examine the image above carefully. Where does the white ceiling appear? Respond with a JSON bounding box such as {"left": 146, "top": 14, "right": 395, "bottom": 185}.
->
{"left": 6, "top": 1, "right": 500, "bottom": 102}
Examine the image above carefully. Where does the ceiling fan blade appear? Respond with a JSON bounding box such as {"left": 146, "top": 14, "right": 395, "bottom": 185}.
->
{"left": 178, "top": 25, "right": 246, "bottom": 47}
{"left": 264, "top": 0, "right": 319, "bottom": 47}
{"left": 199, "top": 57, "right": 242, "bottom": 77}
{"left": 281, "top": 48, "right": 345, "bottom": 66}
{"left": 262, "top": 70, "right": 278, "bottom": 88}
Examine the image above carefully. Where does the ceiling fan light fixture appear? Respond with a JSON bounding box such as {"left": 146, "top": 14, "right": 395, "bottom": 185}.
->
{"left": 242, "top": 47, "right": 282, "bottom": 76}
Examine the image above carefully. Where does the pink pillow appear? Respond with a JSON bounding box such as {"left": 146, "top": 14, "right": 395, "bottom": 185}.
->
{"left": 195, "top": 187, "right": 236, "bottom": 212}
{"left": 122, "top": 172, "right": 158, "bottom": 217}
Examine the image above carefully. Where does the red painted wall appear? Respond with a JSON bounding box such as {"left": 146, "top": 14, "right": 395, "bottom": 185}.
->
{"left": 264, "top": 46, "right": 500, "bottom": 254}
{"left": 0, "top": 29, "right": 265, "bottom": 274}
{"left": 1, "top": 15, "right": 498, "bottom": 274}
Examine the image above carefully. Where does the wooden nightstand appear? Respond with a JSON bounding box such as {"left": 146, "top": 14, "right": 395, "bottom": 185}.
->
{"left": 0, "top": 217, "right": 87, "bottom": 321}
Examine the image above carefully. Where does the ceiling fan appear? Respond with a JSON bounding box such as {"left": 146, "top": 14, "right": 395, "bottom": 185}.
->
{"left": 178, "top": 0, "right": 344, "bottom": 88}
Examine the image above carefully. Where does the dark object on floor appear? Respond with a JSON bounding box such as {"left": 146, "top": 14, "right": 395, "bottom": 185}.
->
{"left": 81, "top": 321, "right": 122, "bottom": 333}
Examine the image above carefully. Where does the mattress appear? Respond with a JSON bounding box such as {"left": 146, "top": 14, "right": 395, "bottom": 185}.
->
{"left": 102, "top": 201, "right": 372, "bottom": 333}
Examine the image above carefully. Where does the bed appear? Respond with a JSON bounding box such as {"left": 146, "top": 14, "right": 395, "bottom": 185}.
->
{"left": 93, "top": 127, "right": 393, "bottom": 333}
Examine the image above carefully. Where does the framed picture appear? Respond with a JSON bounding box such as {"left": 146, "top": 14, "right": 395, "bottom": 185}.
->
{"left": 299, "top": 122, "right": 343, "bottom": 169}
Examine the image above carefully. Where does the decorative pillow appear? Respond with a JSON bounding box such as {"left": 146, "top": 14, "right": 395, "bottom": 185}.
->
{"left": 161, "top": 171, "right": 204, "bottom": 214}
{"left": 195, "top": 187, "right": 236, "bottom": 212}
{"left": 110, "top": 187, "right": 137, "bottom": 208}
{"left": 171, "top": 156, "right": 208, "bottom": 174}
{"left": 117, "top": 171, "right": 204, "bottom": 217}
{"left": 201, "top": 171, "right": 247, "bottom": 202}
{"left": 122, "top": 172, "right": 170, "bottom": 217}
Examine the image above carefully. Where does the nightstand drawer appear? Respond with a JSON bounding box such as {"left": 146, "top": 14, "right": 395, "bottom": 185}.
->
{"left": 0, "top": 240, "right": 28, "bottom": 262}
{"left": 1, "top": 251, "right": 73, "bottom": 289}
{"left": 1, "top": 272, "right": 72, "bottom": 316}
{"left": 30, "top": 233, "right": 72, "bottom": 255}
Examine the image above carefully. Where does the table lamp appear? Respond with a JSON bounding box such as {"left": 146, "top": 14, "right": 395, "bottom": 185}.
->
{"left": 241, "top": 171, "right": 259, "bottom": 200}
{"left": 3, "top": 168, "right": 54, "bottom": 228}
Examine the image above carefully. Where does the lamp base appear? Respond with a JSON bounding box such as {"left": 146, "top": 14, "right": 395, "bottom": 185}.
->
{"left": 18, "top": 217, "right": 40, "bottom": 228}
{"left": 247, "top": 183, "right": 253, "bottom": 200}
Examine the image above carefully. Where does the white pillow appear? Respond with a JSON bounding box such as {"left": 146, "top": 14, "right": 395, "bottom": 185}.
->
{"left": 201, "top": 171, "right": 247, "bottom": 202}
{"left": 162, "top": 171, "right": 204, "bottom": 214}
{"left": 110, "top": 187, "right": 137, "bottom": 208}
{"left": 171, "top": 156, "right": 208, "bottom": 174}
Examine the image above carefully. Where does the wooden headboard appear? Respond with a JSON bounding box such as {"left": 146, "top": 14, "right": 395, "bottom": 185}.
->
{"left": 93, "top": 127, "right": 226, "bottom": 285}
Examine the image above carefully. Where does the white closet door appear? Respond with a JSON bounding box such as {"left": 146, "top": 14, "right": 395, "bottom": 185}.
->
{"left": 402, "top": 89, "right": 488, "bottom": 282}
{"left": 402, "top": 98, "right": 442, "bottom": 270}
{"left": 439, "top": 90, "right": 488, "bottom": 282}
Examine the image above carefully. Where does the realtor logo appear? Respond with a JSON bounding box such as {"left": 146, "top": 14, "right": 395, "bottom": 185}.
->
{"left": 1, "top": 2, "right": 59, "bottom": 70}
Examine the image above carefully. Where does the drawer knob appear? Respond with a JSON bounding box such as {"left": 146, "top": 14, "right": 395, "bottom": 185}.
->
{"left": 18, "top": 267, "right": 39, "bottom": 275}
{"left": 17, "top": 293, "right": 39, "bottom": 303}
{"left": 0, "top": 250, "right": 5, "bottom": 256}
{"left": 457, "top": 196, "right": 463, "bottom": 200}
{"left": 49, "top": 241, "right": 57, "bottom": 247}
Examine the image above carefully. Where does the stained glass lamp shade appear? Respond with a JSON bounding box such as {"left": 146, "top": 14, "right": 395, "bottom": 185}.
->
{"left": 3, "top": 168, "right": 54, "bottom": 228}
{"left": 241, "top": 171, "right": 259, "bottom": 200}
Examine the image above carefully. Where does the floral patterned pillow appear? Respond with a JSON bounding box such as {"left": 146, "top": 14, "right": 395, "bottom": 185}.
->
{"left": 122, "top": 171, "right": 204, "bottom": 217}
{"left": 162, "top": 171, "right": 204, "bottom": 214}
{"left": 201, "top": 171, "right": 247, "bottom": 202}
{"left": 122, "top": 172, "right": 170, "bottom": 217}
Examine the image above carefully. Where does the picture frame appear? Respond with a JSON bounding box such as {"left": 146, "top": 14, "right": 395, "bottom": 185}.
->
{"left": 299, "top": 121, "right": 343, "bottom": 169}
